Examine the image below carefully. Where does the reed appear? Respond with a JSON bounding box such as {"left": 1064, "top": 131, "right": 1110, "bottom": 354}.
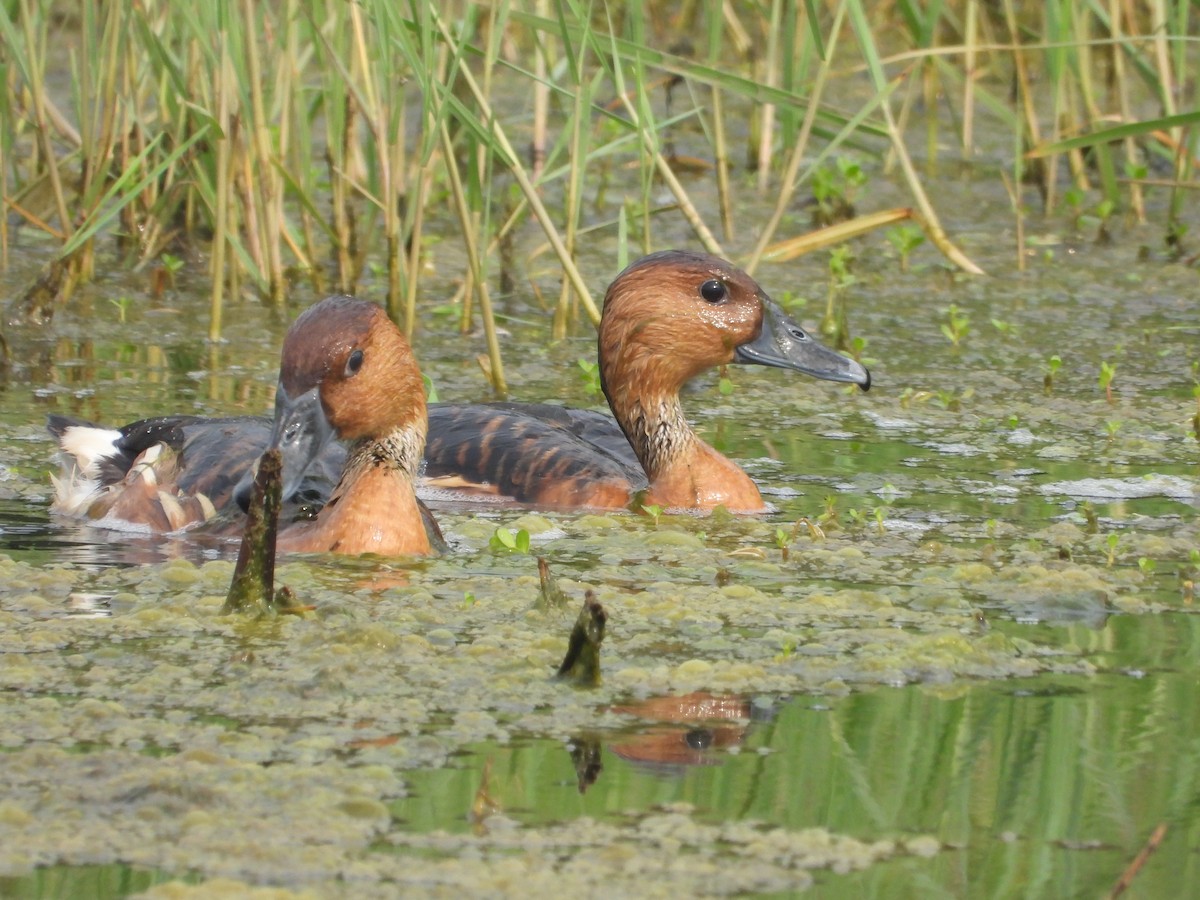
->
{"left": 1, "top": 0, "right": 1195, "bottom": 372}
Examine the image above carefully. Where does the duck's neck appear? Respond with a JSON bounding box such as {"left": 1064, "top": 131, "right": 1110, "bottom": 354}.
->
{"left": 609, "top": 391, "right": 765, "bottom": 512}
{"left": 278, "top": 422, "right": 432, "bottom": 556}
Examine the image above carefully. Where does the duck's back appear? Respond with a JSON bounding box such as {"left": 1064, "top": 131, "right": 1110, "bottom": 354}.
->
{"left": 48, "top": 414, "right": 345, "bottom": 527}
{"left": 423, "top": 402, "right": 646, "bottom": 510}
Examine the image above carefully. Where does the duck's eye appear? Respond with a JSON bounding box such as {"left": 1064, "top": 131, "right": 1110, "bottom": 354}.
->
{"left": 788, "top": 326, "right": 810, "bottom": 341}
{"left": 345, "top": 348, "right": 365, "bottom": 377}
{"left": 700, "top": 279, "right": 726, "bottom": 303}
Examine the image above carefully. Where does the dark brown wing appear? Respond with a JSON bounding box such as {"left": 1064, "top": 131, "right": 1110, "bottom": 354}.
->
{"left": 424, "top": 403, "right": 646, "bottom": 508}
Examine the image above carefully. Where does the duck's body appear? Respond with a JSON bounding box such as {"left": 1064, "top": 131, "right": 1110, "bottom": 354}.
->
{"left": 49, "top": 295, "right": 435, "bottom": 557}
{"left": 423, "top": 402, "right": 645, "bottom": 509}
{"left": 48, "top": 414, "right": 344, "bottom": 531}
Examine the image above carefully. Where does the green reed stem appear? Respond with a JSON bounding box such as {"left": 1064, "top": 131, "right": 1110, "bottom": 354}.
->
{"left": 848, "top": 0, "right": 984, "bottom": 275}
{"left": 210, "top": 42, "right": 233, "bottom": 342}
{"left": 745, "top": 1, "right": 845, "bottom": 274}
{"left": 439, "top": 120, "right": 506, "bottom": 396}
{"left": 432, "top": 7, "right": 599, "bottom": 325}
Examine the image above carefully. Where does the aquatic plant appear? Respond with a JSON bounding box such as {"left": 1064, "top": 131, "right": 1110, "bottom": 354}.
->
{"left": 810, "top": 157, "right": 867, "bottom": 227}
{"left": 1106, "top": 532, "right": 1121, "bottom": 567}
{"left": 576, "top": 358, "right": 602, "bottom": 396}
{"left": 108, "top": 296, "right": 132, "bottom": 324}
{"left": 886, "top": 224, "right": 925, "bottom": 273}
{"left": 1044, "top": 355, "right": 1063, "bottom": 395}
{"left": 774, "top": 526, "right": 791, "bottom": 562}
{"left": 489, "top": 527, "right": 531, "bottom": 554}
{"left": 822, "top": 245, "right": 856, "bottom": 346}
{"left": 1099, "top": 360, "right": 1118, "bottom": 404}
{"left": 941, "top": 304, "right": 971, "bottom": 347}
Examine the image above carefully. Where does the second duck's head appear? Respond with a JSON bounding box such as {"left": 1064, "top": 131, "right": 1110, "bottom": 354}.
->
{"left": 597, "top": 250, "right": 870, "bottom": 402}
{"left": 238, "top": 296, "right": 425, "bottom": 510}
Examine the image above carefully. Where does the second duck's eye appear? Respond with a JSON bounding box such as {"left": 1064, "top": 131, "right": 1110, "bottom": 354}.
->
{"left": 345, "top": 348, "right": 365, "bottom": 377}
{"left": 700, "top": 279, "right": 726, "bottom": 303}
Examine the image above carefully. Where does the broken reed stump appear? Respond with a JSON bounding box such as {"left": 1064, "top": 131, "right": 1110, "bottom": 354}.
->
{"left": 555, "top": 590, "right": 606, "bottom": 686}
{"left": 536, "top": 555, "right": 569, "bottom": 611}
{"left": 222, "top": 448, "right": 300, "bottom": 615}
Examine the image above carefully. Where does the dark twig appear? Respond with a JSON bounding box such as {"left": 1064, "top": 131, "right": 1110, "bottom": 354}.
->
{"left": 222, "top": 449, "right": 302, "bottom": 616}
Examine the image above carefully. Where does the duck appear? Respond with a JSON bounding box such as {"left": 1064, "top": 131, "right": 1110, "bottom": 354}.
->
{"left": 422, "top": 250, "right": 870, "bottom": 512}
{"left": 49, "top": 295, "right": 437, "bottom": 557}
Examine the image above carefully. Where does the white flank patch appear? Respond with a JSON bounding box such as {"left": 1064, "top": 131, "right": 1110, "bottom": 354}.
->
{"left": 50, "top": 425, "right": 122, "bottom": 516}
{"left": 57, "top": 426, "right": 123, "bottom": 479}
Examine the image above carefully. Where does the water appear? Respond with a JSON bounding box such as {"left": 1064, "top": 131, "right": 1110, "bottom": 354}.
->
{"left": 1, "top": 168, "right": 1198, "bottom": 896}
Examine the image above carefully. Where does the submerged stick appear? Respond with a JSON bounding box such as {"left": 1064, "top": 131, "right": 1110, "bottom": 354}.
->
{"left": 568, "top": 734, "right": 603, "bottom": 794}
{"left": 536, "top": 556, "right": 569, "bottom": 611}
{"left": 555, "top": 590, "right": 606, "bottom": 687}
{"left": 222, "top": 449, "right": 300, "bottom": 616}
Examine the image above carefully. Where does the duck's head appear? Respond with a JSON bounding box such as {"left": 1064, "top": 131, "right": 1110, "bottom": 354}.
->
{"left": 237, "top": 295, "right": 425, "bottom": 510}
{"left": 598, "top": 250, "right": 870, "bottom": 399}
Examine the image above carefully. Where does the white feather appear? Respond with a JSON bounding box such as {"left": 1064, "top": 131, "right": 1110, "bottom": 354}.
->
{"left": 50, "top": 425, "right": 121, "bottom": 516}
{"left": 57, "top": 426, "right": 122, "bottom": 479}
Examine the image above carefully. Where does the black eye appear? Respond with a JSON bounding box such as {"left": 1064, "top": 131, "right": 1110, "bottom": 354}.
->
{"left": 700, "top": 279, "right": 726, "bottom": 303}
{"left": 345, "top": 348, "right": 364, "bottom": 376}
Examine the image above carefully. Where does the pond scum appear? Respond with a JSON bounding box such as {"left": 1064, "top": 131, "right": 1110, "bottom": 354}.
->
{"left": 1, "top": 1, "right": 1199, "bottom": 896}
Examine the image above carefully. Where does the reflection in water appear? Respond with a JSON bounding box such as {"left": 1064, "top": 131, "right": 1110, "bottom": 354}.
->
{"left": 396, "top": 642, "right": 1200, "bottom": 896}
{"left": 607, "top": 692, "right": 758, "bottom": 772}
{"left": 0, "top": 498, "right": 235, "bottom": 569}
{"left": 567, "top": 735, "right": 603, "bottom": 793}
{"left": 565, "top": 693, "right": 763, "bottom": 791}
{"left": 65, "top": 592, "right": 112, "bottom": 619}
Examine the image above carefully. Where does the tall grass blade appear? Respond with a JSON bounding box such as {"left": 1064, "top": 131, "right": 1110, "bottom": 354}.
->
{"left": 847, "top": 0, "right": 984, "bottom": 274}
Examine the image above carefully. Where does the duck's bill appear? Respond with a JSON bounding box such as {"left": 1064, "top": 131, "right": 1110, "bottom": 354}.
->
{"left": 234, "top": 383, "right": 336, "bottom": 512}
{"left": 735, "top": 298, "right": 871, "bottom": 390}
{"left": 267, "top": 383, "right": 337, "bottom": 498}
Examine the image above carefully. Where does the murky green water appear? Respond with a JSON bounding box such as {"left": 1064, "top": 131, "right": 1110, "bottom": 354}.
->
{"left": 1, "top": 161, "right": 1198, "bottom": 897}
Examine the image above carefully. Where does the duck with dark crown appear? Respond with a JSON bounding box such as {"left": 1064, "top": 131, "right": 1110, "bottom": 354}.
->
{"left": 49, "top": 295, "right": 438, "bottom": 557}
{"left": 421, "top": 250, "right": 870, "bottom": 512}
{"left": 49, "top": 250, "right": 869, "bottom": 528}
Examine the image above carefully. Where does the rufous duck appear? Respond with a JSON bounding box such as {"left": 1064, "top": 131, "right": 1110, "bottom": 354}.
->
{"left": 50, "top": 295, "right": 435, "bottom": 556}
{"left": 422, "top": 250, "right": 870, "bottom": 512}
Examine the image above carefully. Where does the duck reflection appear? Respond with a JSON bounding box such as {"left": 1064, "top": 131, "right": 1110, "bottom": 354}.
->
{"left": 570, "top": 692, "right": 763, "bottom": 792}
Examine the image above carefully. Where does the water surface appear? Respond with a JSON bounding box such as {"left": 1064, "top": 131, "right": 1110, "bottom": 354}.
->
{"left": 1, "top": 160, "right": 1197, "bottom": 898}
